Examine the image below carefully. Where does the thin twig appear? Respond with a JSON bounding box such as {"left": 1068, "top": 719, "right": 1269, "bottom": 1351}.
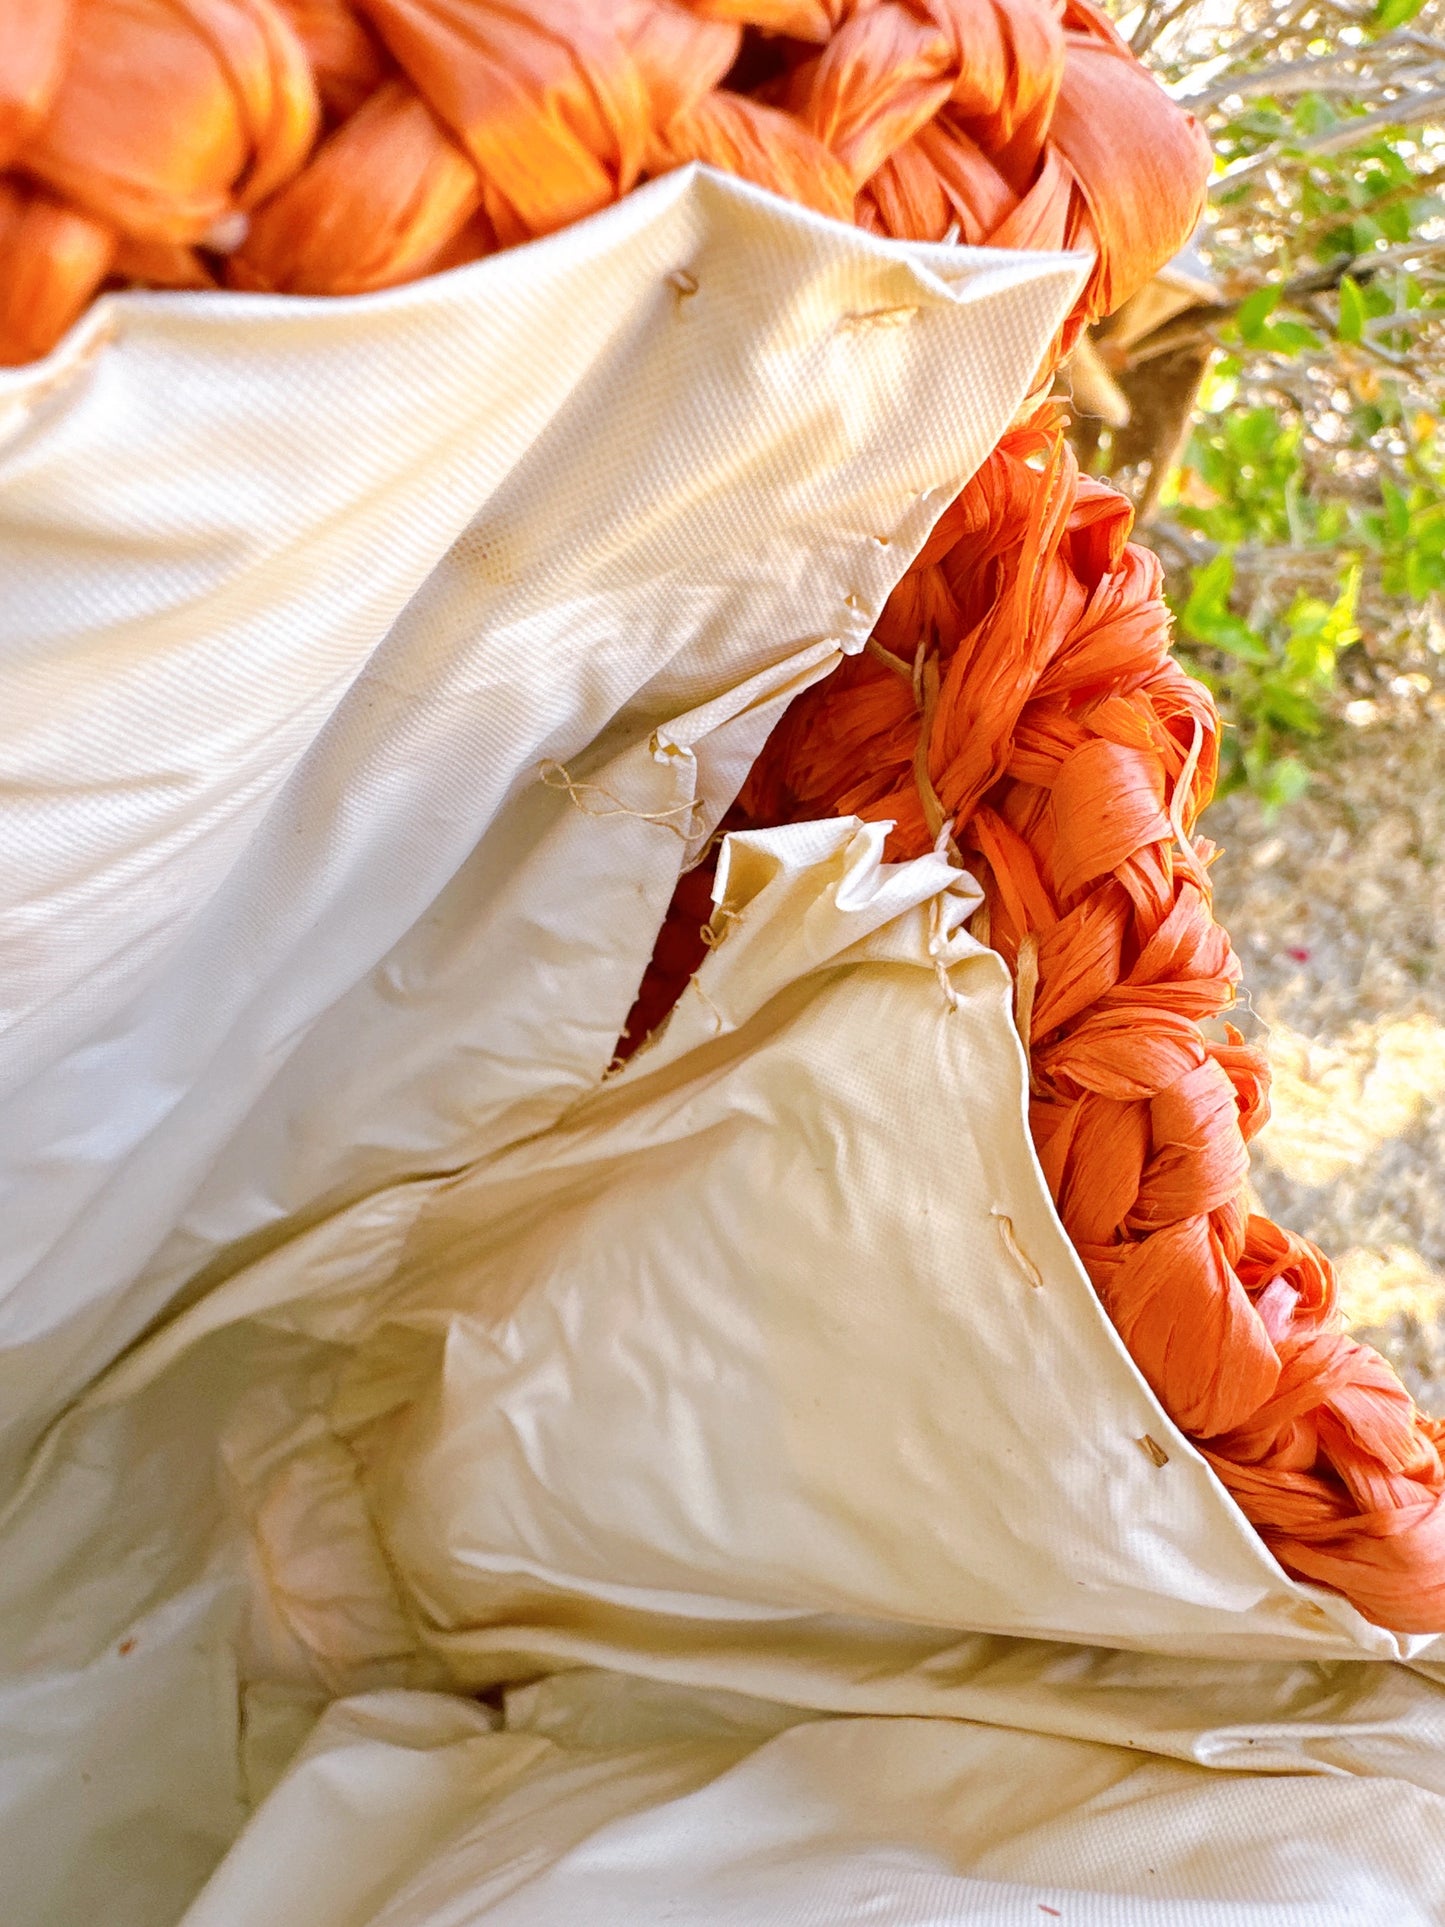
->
{"left": 1118, "top": 257, "right": 1353, "bottom": 367}
{"left": 1130, "top": 0, "right": 1215, "bottom": 59}
{"left": 1165, "top": 0, "right": 1320, "bottom": 82}
{"left": 1214, "top": 86, "right": 1445, "bottom": 190}
{"left": 1184, "top": 31, "right": 1445, "bottom": 112}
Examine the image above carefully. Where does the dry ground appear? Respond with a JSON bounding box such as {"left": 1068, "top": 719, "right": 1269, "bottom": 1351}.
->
{"left": 1207, "top": 693, "right": 1445, "bottom": 1415}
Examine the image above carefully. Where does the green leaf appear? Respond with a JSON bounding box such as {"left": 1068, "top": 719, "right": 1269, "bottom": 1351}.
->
{"left": 1179, "top": 550, "right": 1235, "bottom": 629}
{"left": 1317, "top": 504, "right": 1348, "bottom": 545}
{"left": 1382, "top": 476, "right": 1411, "bottom": 542}
{"left": 1283, "top": 566, "right": 1361, "bottom": 686}
{"left": 1261, "top": 683, "right": 1324, "bottom": 734}
{"left": 1236, "top": 285, "right": 1281, "bottom": 345}
{"left": 1379, "top": 202, "right": 1412, "bottom": 245}
{"left": 1179, "top": 551, "right": 1225, "bottom": 616}
{"left": 1319, "top": 220, "right": 1370, "bottom": 258}
{"left": 1259, "top": 320, "right": 1322, "bottom": 355}
{"left": 1293, "top": 93, "right": 1337, "bottom": 138}
{"left": 1325, "top": 564, "right": 1363, "bottom": 650}
{"left": 1359, "top": 143, "right": 1412, "bottom": 188}
{"left": 1241, "top": 727, "right": 1277, "bottom": 788}
{"left": 1213, "top": 629, "right": 1275, "bottom": 665}
{"left": 1371, "top": 0, "right": 1426, "bottom": 29}
{"left": 1337, "top": 274, "right": 1366, "bottom": 344}
{"left": 1259, "top": 756, "right": 1313, "bottom": 815}
{"left": 1179, "top": 553, "right": 1275, "bottom": 663}
{"left": 1405, "top": 546, "right": 1445, "bottom": 597}
{"left": 1410, "top": 502, "right": 1445, "bottom": 543}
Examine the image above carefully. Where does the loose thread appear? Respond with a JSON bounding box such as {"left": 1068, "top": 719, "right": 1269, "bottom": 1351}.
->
{"left": 837, "top": 304, "right": 919, "bottom": 332}
{"left": 1168, "top": 718, "right": 1211, "bottom": 896}
{"left": 539, "top": 760, "right": 702, "bottom": 841}
{"left": 689, "top": 972, "right": 727, "bottom": 1036}
{"left": 865, "top": 636, "right": 916, "bottom": 687}
{"left": 928, "top": 890, "right": 962, "bottom": 1014}
{"left": 1013, "top": 930, "right": 1040, "bottom": 1059}
{"left": 684, "top": 820, "right": 730, "bottom": 874}
{"left": 991, "top": 1208, "right": 1044, "bottom": 1289}
{"left": 1232, "top": 979, "right": 1274, "bottom": 1047}
{"left": 923, "top": 818, "right": 974, "bottom": 1012}
{"left": 699, "top": 901, "right": 743, "bottom": 949}
{"left": 911, "top": 650, "right": 948, "bottom": 843}
{"left": 933, "top": 812, "right": 967, "bottom": 871}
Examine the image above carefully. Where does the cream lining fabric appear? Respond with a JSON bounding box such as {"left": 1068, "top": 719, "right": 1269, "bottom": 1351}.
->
{"left": 186, "top": 1678, "right": 1445, "bottom": 1927}
{"left": 1, "top": 169, "right": 1442, "bottom": 1927}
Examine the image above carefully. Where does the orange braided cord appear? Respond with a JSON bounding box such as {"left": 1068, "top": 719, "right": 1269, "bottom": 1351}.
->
{"left": 3, "top": 0, "right": 1208, "bottom": 360}
{"left": 22, "top": 0, "right": 320, "bottom": 242}
{"left": 626, "top": 415, "right": 1445, "bottom": 1633}
{"left": 0, "top": 178, "right": 115, "bottom": 363}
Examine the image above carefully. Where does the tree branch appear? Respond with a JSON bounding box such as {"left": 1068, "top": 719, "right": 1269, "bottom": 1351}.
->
{"left": 1183, "top": 31, "right": 1441, "bottom": 113}
{"left": 1294, "top": 160, "right": 1445, "bottom": 250}
{"left": 1129, "top": 0, "right": 1215, "bottom": 60}
{"left": 1213, "top": 86, "right": 1445, "bottom": 191}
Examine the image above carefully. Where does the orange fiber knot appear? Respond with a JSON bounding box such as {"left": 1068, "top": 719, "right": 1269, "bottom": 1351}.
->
{"left": 2, "top": 0, "right": 320, "bottom": 356}
{"left": 626, "top": 414, "right": 1445, "bottom": 1634}
{"left": 2, "top": 0, "right": 1208, "bottom": 360}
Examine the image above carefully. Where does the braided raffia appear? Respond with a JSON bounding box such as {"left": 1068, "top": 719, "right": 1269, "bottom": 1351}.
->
{"left": 626, "top": 411, "right": 1445, "bottom": 1635}
{"left": 1, "top": 0, "right": 1208, "bottom": 362}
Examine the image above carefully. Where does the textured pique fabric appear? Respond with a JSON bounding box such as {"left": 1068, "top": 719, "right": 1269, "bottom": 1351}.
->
{"left": 179, "top": 1679, "right": 1445, "bottom": 1927}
